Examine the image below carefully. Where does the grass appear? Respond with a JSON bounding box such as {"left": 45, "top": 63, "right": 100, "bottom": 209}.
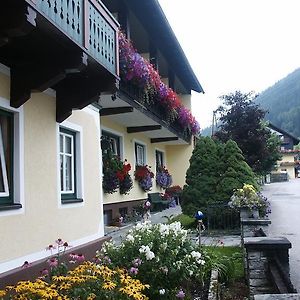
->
{"left": 167, "top": 213, "right": 196, "bottom": 229}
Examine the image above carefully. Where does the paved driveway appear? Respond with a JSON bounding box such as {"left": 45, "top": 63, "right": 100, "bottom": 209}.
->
{"left": 262, "top": 180, "right": 300, "bottom": 291}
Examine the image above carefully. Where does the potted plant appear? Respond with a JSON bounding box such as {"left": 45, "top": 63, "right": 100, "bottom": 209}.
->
{"left": 228, "top": 184, "right": 270, "bottom": 218}
{"left": 134, "top": 165, "right": 154, "bottom": 192}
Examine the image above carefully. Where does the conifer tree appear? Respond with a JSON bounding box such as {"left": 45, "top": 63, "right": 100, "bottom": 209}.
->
{"left": 217, "top": 140, "right": 258, "bottom": 202}
{"left": 181, "top": 137, "right": 219, "bottom": 216}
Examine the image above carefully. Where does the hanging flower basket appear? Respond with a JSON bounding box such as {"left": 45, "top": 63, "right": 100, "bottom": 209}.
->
{"left": 156, "top": 166, "right": 172, "bottom": 189}
{"left": 134, "top": 165, "right": 154, "bottom": 192}
{"left": 102, "top": 152, "right": 133, "bottom": 195}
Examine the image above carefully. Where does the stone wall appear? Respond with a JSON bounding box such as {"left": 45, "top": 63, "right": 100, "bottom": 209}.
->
{"left": 241, "top": 215, "right": 297, "bottom": 299}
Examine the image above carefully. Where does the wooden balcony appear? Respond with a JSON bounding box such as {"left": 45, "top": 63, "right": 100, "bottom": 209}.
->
{"left": 118, "top": 81, "right": 192, "bottom": 143}
{"left": 0, "top": 0, "right": 119, "bottom": 122}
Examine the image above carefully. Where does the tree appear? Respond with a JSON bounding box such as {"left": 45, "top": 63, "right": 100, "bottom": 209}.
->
{"left": 215, "top": 91, "right": 281, "bottom": 175}
{"left": 181, "top": 137, "right": 257, "bottom": 216}
{"left": 181, "top": 137, "right": 219, "bottom": 216}
{"left": 216, "top": 140, "right": 258, "bottom": 202}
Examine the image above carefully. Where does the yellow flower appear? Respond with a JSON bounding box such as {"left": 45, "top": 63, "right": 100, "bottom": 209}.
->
{"left": 103, "top": 280, "right": 117, "bottom": 290}
{"left": 0, "top": 290, "right": 6, "bottom": 297}
{"left": 87, "top": 293, "right": 97, "bottom": 300}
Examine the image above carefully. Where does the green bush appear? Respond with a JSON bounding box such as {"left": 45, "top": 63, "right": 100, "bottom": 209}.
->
{"left": 168, "top": 213, "right": 196, "bottom": 229}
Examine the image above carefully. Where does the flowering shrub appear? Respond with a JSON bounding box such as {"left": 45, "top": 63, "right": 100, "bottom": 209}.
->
{"left": 228, "top": 184, "right": 270, "bottom": 215}
{"left": 166, "top": 185, "right": 183, "bottom": 197}
{"left": 156, "top": 166, "right": 172, "bottom": 189}
{"left": 119, "top": 32, "right": 200, "bottom": 136}
{"left": 102, "top": 151, "right": 133, "bottom": 195}
{"left": 96, "top": 222, "right": 209, "bottom": 299}
{"left": 0, "top": 262, "right": 148, "bottom": 300}
{"left": 134, "top": 165, "right": 154, "bottom": 192}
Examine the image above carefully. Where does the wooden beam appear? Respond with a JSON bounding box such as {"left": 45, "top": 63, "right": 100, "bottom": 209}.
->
{"left": 127, "top": 125, "right": 161, "bottom": 133}
{"left": 10, "top": 52, "right": 87, "bottom": 108}
{"left": 56, "top": 75, "right": 113, "bottom": 123}
{"left": 151, "top": 137, "right": 179, "bottom": 143}
{"left": 100, "top": 106, "right": 133, "bottom": 116}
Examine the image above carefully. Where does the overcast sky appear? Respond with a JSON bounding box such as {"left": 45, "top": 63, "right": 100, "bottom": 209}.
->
{"left": 158, "top": 0, "right": 300, "bottom": 129}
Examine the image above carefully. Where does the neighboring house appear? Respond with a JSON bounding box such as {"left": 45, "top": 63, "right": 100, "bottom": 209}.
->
{"left": 99, "top": 0, "right": 204, "bottom": 224}
{"left": 268, "top": 123, "right": 300, "bottom": 180}
{"left": 0, "top": 0, "right": 119, "bottom": 278}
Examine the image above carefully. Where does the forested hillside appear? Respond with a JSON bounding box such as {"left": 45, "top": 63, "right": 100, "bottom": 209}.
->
{"left": 256, "top": 68, "right": 300, "bottom": 138}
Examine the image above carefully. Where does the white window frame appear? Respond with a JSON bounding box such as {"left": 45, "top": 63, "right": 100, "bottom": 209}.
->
{"left": 57, "top": 121, "right": 84, "bottom": 207}
{"left": 101, "top": 126, "right": 124, "bottom": 159}
{"left": 134, "top": 140, "right": 147, "bottom": 167}
{"left": 60, "top": 130, "right": 75, "bottom": 194}
{"left": 0, "top": 95, "right": 24, "bottom": 217}
{"left": 0, "top": 123, "right": 9, "bottom": 197}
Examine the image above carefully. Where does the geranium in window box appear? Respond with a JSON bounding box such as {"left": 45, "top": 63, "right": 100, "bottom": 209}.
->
{"left": 156, "top": 166, "right": 172, "bottom": 189}
{"left": 134, "top": 165, "right": 154, "bottom": 192}
{"left": 102, "top": 152, "right": 133, "bottom": 195}
{"left": 117, "top": 160, "right": 133, "bottom": 195}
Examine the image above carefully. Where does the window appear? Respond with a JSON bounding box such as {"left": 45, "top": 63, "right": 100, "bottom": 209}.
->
{"left": 155, "top": 150, "right": 164, "bottom": 168}
{"left": 135, "top": 143, "right": 146, "bottom": 166}
{"left": 0, "top": 109, "right": 13, "bottom": 206}
{"left": 101, "top": 130, "right": 121, "bottom": 156}
{"left": 60, "top": 128, "right": 77, "bottom": 202}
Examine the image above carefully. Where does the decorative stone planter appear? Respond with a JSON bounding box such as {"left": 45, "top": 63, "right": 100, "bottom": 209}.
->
{"left": 240, "top": 207, "right": 259, "bottom": 219}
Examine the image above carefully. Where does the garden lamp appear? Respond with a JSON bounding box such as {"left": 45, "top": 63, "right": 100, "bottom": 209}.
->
{"left": 194, "top": 211, "right": 205, "bottom": 248}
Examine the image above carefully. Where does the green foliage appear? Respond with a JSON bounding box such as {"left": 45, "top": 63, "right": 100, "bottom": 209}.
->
{"left": 168, "top": 213, "right": 196, "bottom": 229}
{"left": 182, "top": 137, "right": 256, "bottom": 216}
{"left": 215, "top": 90, "right": 281, "bottom": 175}
{"left": 203, "top": 246, "right": 244, "bottom": 283}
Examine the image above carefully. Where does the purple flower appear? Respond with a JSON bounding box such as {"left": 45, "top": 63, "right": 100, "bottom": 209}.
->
{"left": 21, "top": 261, "right": 31, "bottom": 269}
{"left": 132, "top": 258, "right": 142, "bottom": 267}
{"left": 40, "top": 268, "right": 49, "bottom": 276}
{"left": 129, "top": 267, "right": 139, "bottom": 275}
{"left": 176, "top": 289, "right": 185, "bottom": 298}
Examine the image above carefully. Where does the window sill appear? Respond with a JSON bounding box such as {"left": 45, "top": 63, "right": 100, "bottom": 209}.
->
{"left": 0, "top": 203, "right": 22, "bottom": 211}
{"left": 61, "top": 198, "right": 83, "bottom": 204}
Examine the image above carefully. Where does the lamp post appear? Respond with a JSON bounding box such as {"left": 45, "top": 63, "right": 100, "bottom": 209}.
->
{"left": 194, "top": 210, "right": 205, "bottom": 248}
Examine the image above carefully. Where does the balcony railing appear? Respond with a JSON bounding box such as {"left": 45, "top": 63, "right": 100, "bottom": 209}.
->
{"left": 119, "top": 81, "right": 192, "bottom": 143}
{"left": 34, "top": 0, "right": 118, "bottom": 76}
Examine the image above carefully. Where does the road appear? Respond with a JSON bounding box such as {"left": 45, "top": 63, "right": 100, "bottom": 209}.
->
{"left": 262, "top": 180, "right": 300, "bottom": 292}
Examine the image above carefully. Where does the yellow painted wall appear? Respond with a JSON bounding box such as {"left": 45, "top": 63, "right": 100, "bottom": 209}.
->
{"left": 0, "top": 73, "right": 103, "bottom": 266}
{"left": 279, "top": 153, "right": 296, "bottom": 179}
{"left": 166, "top": 144, "right": 193, "bottom": 187}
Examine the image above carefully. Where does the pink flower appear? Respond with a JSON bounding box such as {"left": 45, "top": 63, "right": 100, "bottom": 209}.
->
{"left": 21, "top": 261, "right": 31, "bottom": 269}
{"left": 47, "top": 257, "right": 58, "bottom": 268}
{"left": 132, "top": 258, "right": 142, "bottom": 267}
{"left": 176, "top": 289, "right": 185, "bottom": 298}
{"left": 76, "top": 254, "right": 85, "bottom": 262}
{"left": 46, "top": 244, "right": 56, "bottom": 251}
{"left": 55, "top": 238, "right": 64, "bottom": 246}
{"left": 40, "top": 268, "right": 49, "bottom": 276}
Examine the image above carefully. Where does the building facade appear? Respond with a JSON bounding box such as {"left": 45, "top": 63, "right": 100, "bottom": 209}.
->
{"left": 0, "top": 0, "right": 203, "bottom": 279}
{"left": 100, "top": 0, "right": 203, "bottom": 223}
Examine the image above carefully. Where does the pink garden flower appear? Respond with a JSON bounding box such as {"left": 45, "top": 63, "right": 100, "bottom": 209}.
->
{"left": 176, "top": 289, "right": 185, "bottom": 298}
{"left": 47, "top": 257, "right": 58, "bottom": 268}
{"left": 40, "top": 268, "right": 49, "bottom": 276}
{"left": 21, "top": 261, "right": 31, "bottom": 269}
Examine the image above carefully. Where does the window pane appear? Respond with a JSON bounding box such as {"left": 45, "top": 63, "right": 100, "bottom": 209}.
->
{"left": 60, "top": 135, "right": 63, "bottom": 152}
{"left": 0, "top": 113, "right": 12, "bottom": 198}
{"left": 65, "top": 156, "right": 73, "bottom": 191}
{"left": 0, "top": 157, "right": 5, "bottom": 192}
{"left": 65, "top": 136, "right": 72, "bottom": 154}
{"left": 60, "top": 154, "right": 64, "bottom": 191}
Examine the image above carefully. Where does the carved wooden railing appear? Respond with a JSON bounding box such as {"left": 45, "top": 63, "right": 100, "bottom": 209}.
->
{"left": 33, "top": 0, "right": 118, "bottom": 76}
{"left": 119, "top": 81, "right": 192, "bottom": 143}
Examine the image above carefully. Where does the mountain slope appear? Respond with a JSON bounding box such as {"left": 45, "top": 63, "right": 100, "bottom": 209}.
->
{"left": 256, "top": 68, "right": 300, "bottom": 138}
